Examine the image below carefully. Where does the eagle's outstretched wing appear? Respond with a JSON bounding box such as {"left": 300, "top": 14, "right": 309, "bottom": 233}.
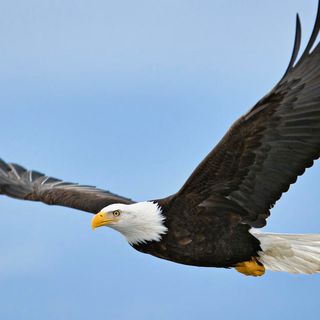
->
{"left": 175, "top": 5, "right": 320, "bottom": 227}
{"left": 0, "top": 159, "right": 133, "bottom": 214}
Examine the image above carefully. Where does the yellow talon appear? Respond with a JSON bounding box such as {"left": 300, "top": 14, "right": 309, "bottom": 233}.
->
{"left": 235, "top": 258, "right": 265, "bottom": 277}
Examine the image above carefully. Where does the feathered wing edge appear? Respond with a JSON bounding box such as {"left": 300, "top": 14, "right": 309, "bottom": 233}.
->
{"left": 282, "top": 1, "right": 320, "bottom": 80}
{"left": 281, "top": 14, "right": 302, "bottom": 81}
{"left": 0, "top": 159, "right": 133, "bottom": 214}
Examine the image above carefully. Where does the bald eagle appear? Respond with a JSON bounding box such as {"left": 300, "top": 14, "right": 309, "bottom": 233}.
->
{"left": 2, "top": 3, "right": 320, "bottom": 277}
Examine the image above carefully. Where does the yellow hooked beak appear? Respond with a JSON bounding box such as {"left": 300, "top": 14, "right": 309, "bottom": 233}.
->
{"left": 91, "top": 212, "right": 113, "bottom": 230}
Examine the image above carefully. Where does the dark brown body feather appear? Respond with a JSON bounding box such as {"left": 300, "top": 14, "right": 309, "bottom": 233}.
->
{"left": 1, "top": 3, "right": 320, "bottom": 269}
{"left": 134, "top": 197, "right": 261, "bottom": 267}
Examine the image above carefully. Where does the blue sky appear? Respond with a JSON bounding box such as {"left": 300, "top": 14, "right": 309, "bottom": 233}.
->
{"left": 0, "top": 1, "right": 319, "bottom": 319}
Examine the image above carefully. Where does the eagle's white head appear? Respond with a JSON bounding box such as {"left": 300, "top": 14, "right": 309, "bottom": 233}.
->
{"left": 91, "top": 201, "right": 168, "bottom": 245}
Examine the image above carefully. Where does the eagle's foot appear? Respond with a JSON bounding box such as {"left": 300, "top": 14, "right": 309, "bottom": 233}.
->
{"left": 235, "top": 258, "right": 265, "bottom": 277}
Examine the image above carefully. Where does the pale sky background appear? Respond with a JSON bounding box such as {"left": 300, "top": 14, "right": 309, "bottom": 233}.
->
{"left": 0, "top": 1, "right": 319, "bottom": 319}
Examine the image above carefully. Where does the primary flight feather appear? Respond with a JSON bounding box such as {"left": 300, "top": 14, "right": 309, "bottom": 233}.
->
{"left": 2, "top": 2, "right": 320, "bottom": 276}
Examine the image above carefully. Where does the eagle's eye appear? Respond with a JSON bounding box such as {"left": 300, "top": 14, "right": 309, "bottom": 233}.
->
{"left": 113, "top": 210, "right": 121, "bottom": 217}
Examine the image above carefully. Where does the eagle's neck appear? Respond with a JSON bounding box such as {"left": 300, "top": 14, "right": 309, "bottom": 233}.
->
{"left": 111, "top": 201, "right": 168, "bottom": 245}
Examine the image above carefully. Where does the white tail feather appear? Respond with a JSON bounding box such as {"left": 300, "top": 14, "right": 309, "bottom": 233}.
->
{"left": 251, "top": 231, "right": 320, "bottom": 274}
